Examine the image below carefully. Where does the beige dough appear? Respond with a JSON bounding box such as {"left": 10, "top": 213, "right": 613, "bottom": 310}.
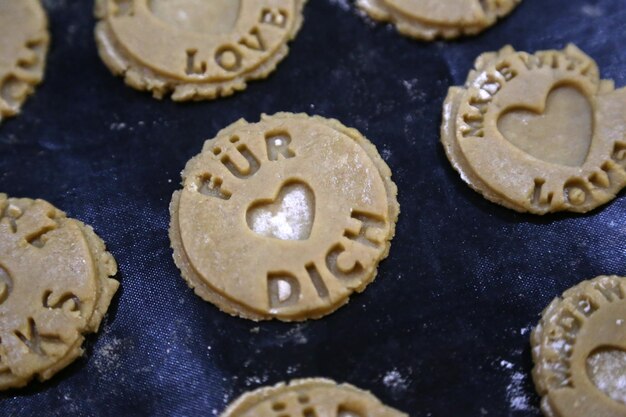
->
{"left": 531, "top": 276, "right": 626, "bottom": 417}
{"left": 441, "top": 44, "right": 626, "bottom": 214}
{"left": 0, "top": 0, "right": 49, "bottom": 124}
{"left": 0, "top": 195, "right": 119, "bottom": 390}
{"left": 94, "top": 0, "right": 307, "bottom": 101}
{"left": 221, "top": 378, "right": 408, "bottom": 417}
{"left": 357, "top": 0, "right": 520, "bottom": 40}
{"left": 169, "top": 113, "right": 399, "bottom": 321}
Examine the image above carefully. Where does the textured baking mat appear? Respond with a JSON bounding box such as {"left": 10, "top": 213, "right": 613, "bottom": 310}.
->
{"left": 1, "top": 0, "right": 625, "bottom": 416}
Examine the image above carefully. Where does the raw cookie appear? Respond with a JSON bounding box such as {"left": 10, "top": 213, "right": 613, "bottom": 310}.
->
{"left": 441, "top": 44, "right": 626, "bottom": 214}
{"left": 0, "top": 0, "right": 49, "bottom": 124}
{"left": 531, "top": 276, "right": 626, "bottom": 417}
{"left": 356, "top": 0, "right": 520, "bottom": 40}
{"left": 0, "top": 194, "right": 119, "bottom": 390}
{"left": 169, "top": 113, "right": 399, "bottom": 321}
{"left": 221, "top": 378, "right": 408, "bottom": 417}
{"left": 94, "top": 0, "right": 306, "bottom": 101}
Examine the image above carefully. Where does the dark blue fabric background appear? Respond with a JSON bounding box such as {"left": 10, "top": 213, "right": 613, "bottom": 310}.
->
{"left": 1, "top": 0, "right": 625, "bottom": 416}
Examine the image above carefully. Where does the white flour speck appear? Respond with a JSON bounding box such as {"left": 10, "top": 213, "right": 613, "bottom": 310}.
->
{"left": 581, "top": 4, "right": 604, "bottom": 17}
{"left": 244, "top": 374, "right": 270, "bottom": 387}
{"left": 109, "top": 122, "right": 127, "bottom": 131}
{"left": 93, "top": 337, "right": 124, "bottom": 377}
{"left": 402, "top": 79, "right": 423, "bottom": 100}
{"left": 506, "top": 372, "right": 531, "bottom": 411}
{"left": 383, "top": 369, "right": 409, "bottom": 392}
{"left": 381, "top": 147, "right": 393, "bottom": 161}
{"left": 328, "top": 0, "right": 351, "bottom": 11}
{"left": 278, "top": 324, "right": 309, "bottom": 345}
{"left": 498, "top": 359, "right": 537, "bottom": 413}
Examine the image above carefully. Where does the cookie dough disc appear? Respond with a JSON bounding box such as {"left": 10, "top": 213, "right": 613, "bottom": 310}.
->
{"left": 221, "top": 379, "right": 408, "bottom": 417}
{"left": 94, "top": 0, "right": 306, "bottom": 101}
{"left": 357, "top": 0, "right": 520, "bottom": 40}
{"left": 0, "top": 195, "right": 119, "bottom": 390}
{"left": 0, "top": 0, "right": 49, "bottom": 124}
{"left": 531, "top": 276, "right": 626, "bottom": 417}
{"left": 442, "top": 44, "right": 626, "bottom": 214}
{"left": 170, "top": 113, "right": 399, "bottom": 321}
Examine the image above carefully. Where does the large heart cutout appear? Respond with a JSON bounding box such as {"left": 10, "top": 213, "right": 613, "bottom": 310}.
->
{"left": 587, "top": 347, "right": 626, "bottom": 405}
{"left": 148, "top": 0, "right": 241, "bottom": 34}
{"left": 246, "top": 181, "right": 315, "bottom": 241}
{"left": 498, "top": 86, "right": 593, "bottom": 167}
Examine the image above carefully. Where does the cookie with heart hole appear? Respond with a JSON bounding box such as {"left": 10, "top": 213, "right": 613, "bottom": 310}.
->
{"left": 356, "top": 0, "right": 520, "bottom": 40}
{"left": 169, "top": 113, "right": 399, "bottom": 321}
{"left": 94, "top": 0, "right": 306, "bottom": 101}
{"left": 0, "top": 194, "right": 119, "bottom": 390}
{"left": 531, "top": 276, "right": 626, "bottom": 417}
{"left": 0, "top": 0, "right": 49, "bottom": 124}
{"left": 442, "top": 44, "right": 626, "bottom": 214}
{"left": 220, "top": 378, "right": 408, "bottom": 417}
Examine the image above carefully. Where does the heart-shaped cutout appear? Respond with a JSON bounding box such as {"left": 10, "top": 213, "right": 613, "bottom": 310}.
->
{"left": 587, "top": 347, "right": 626, "bottom": 405}
{"left": 149, "top": 0, "right": 241, "bottom": 34}
{"left": 497, "top": 86, "right": 593, "bottom": 167}
{"left": 246, "top": 181, "right": 315, "bottom": 241}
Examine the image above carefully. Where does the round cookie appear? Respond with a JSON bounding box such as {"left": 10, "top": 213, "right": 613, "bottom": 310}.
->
{"left": 441, "top": 44, "right": 626, "bottom": 214}
{"left": 0, "top": 194, "right": 119, "bottom": 390}
{"left": 531, "top": 276, "right": 626, "bottom": 417}
{"left": 169, "top": 113, "right": 399, "bottom": 321}
{"left": 94, "top": 0, "right": 307, "bottom": 101}
{"left": 0, "top": 0, "right": 49, "bottom": 124}
{"left": 356, "top": 0, "right": 520, "bottom": 41}
{"left": 221, "top": 378, "right": 408, "bottom": 417}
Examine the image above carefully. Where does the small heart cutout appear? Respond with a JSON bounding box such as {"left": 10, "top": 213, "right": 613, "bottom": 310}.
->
{"left": 587, "top": 347, "right": 626, "bottom": 405}
{"left": 246, "top": 181, "right": 315, "bottom": 241}
{"left": 498, "top": 86, "right": 593, "bottom": 167}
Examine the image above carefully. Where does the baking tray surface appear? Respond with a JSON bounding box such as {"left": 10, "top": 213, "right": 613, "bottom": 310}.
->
{"left": 1, "top": 1, "right": 625, "bottom": 416}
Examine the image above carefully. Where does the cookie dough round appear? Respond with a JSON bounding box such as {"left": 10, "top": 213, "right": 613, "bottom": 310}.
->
{"left": 441, "top": 44, "right": 626, "bottom": 214}
{"left": 357, "top": 0, "right": 520, "bottom": 40}
{"left": 170, "top": 113, "right": 399, "bottom": 321}
{"left": 531, "top": 276, "right": 626, "bottom": 417}
{"left": 0, "top": 0, "right": 49, "bottom": 124}
{"left": 94, "top": 0, "right": 307, "bottom": 101}
{"left": 0, "top": 195, "right": 119, "bottom": 390}
{"left": 221, "top": 378, "right": 408, "bottom": 417}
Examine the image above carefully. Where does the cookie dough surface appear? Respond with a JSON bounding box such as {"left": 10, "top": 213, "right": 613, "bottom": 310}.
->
{"left": 0, "top": 195, "right": 119, "bottom": 390}
{"left": 357, "top": 0, "right": 520, "bottom": 40}
{"left": 170, "top": 113, "right": 399, "bottom": 321}
{"left": 221, "top": 378, "right": 408, "bottom": 417}
{"left": 531, "top": 276, "right": 626, "bottom": 417}
{"left": 0, "top": 0, "right": 49, "bottom": 124}
{"left": 441, "top": 44, "right": 626, "bottom": 214}
{"left": 94, "top": 0, "right": 306, "bottom": 101}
